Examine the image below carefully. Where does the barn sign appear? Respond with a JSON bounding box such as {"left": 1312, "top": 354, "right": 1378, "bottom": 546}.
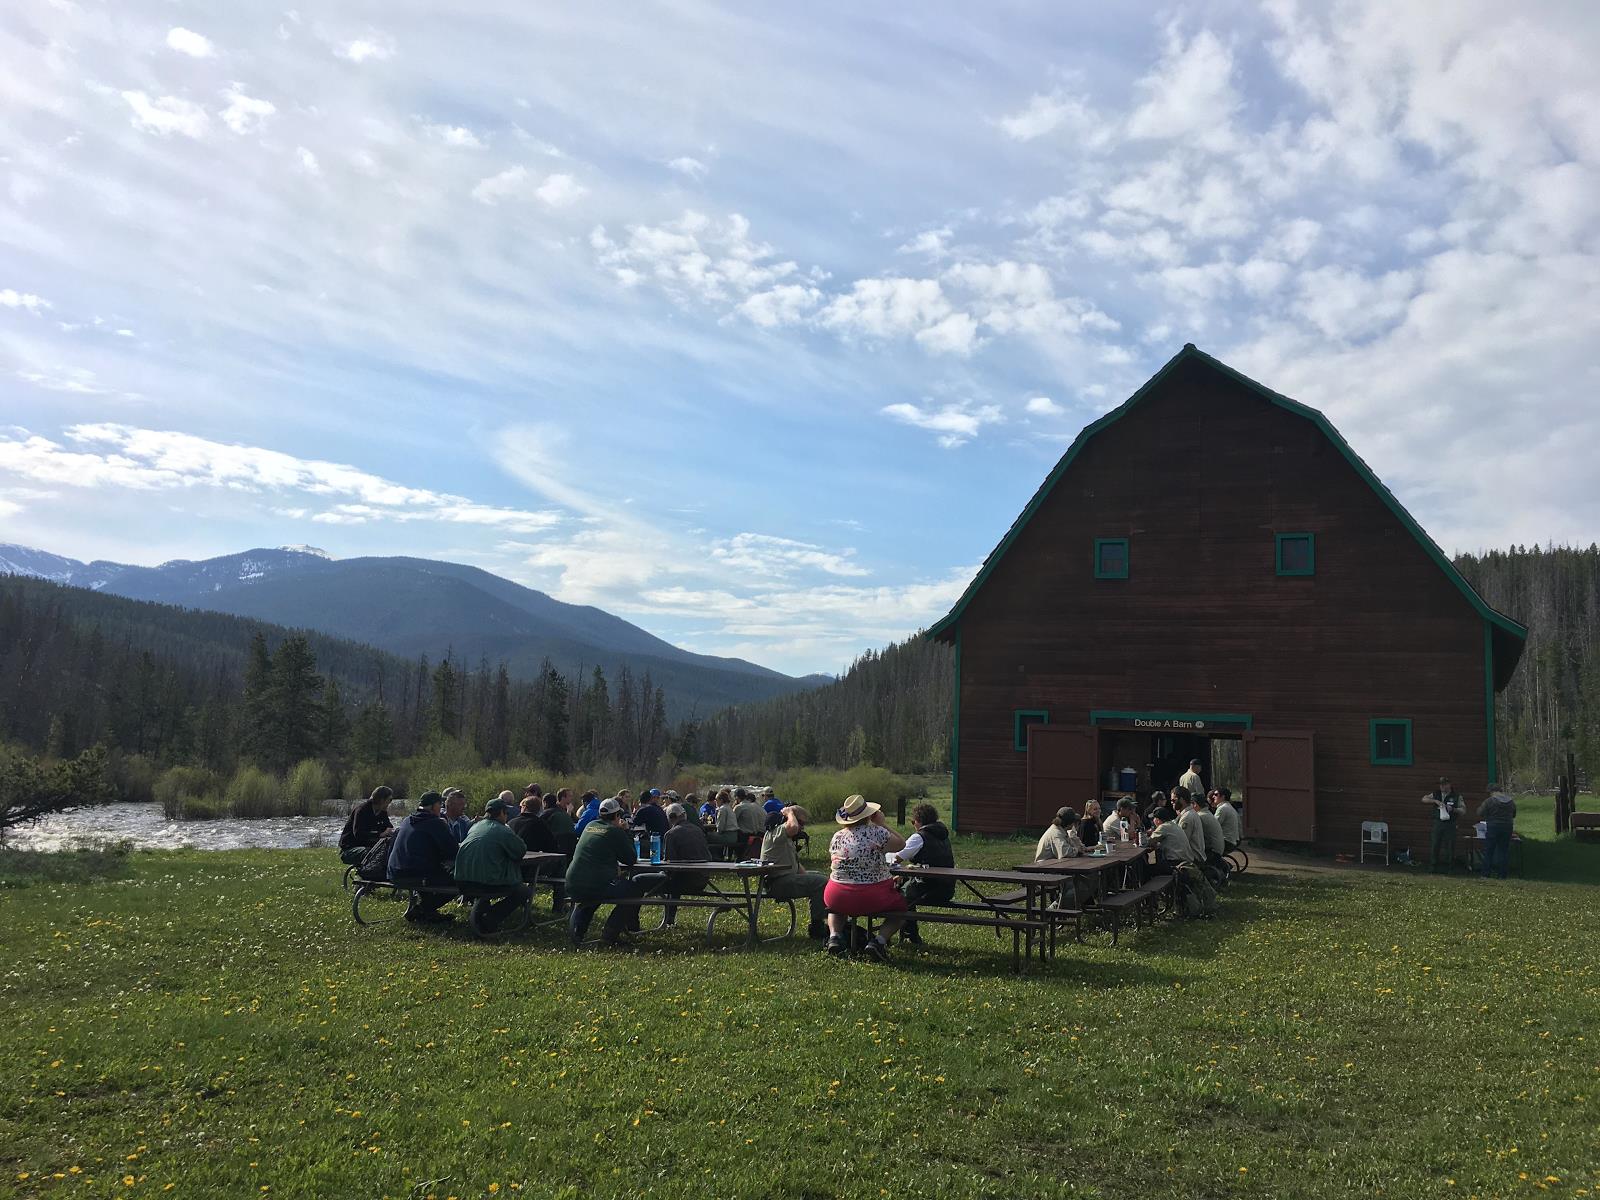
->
{"left": 1090, "top": 711, "right": 1254, "bottom": 733}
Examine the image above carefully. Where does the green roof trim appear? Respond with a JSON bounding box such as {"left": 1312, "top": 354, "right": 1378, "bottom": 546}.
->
{"left": 925, "top": 344, "right": 1528, "bottom": 665}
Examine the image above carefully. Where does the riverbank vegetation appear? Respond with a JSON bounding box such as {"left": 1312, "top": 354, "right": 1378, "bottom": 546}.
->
{"left": 1, "top": 821, "right": 1594, "bottom": 1198}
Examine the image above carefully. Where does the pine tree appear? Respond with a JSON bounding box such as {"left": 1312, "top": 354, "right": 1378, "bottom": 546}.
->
{"left": 539, "top": 665, "right": 572, "bottom": 773}
{"left": 321, "top": 678, "right": 352, "bottom": 760}
{"left": 487, "top": 666, "right": 511, "bottom": 765}
{"left": 430, "top": 656, "right": 461, "bottom": 740}
{"left": 352, "top": 701, "right": 396, "bottom": 766}
{"left": 269, "top": 635, "right": 325, "bottom": 770}
{"left": 240, "top": 633, "right": 275, "bottom": 765}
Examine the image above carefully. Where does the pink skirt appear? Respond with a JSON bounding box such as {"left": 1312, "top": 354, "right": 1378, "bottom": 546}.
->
{"left": 824, "top": 878, "right": 908, "bottom": 916}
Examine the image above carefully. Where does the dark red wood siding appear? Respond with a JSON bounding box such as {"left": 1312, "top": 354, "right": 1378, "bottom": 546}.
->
{"left": 954, "top": 355, "right": 1491, "bottom": 853}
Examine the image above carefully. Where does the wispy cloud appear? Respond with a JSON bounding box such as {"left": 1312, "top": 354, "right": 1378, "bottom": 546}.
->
{"left": 880, "top": 401, "right": 1003, "bottom": 448}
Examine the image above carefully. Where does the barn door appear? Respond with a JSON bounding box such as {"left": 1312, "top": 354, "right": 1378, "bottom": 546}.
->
{"left": 1242, "top": 730, "right": 1316, "bottom": 841}
{"left": 1026, "top": 726, "right": 1097, "bottom": 828}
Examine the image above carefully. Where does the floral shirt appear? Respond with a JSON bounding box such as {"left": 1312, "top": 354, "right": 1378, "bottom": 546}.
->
{"left": 829, "top": 822, "right": 892, "bottom": 885}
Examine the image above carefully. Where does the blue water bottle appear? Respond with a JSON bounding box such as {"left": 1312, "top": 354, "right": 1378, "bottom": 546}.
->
{"left": 650, "top": 833, "right": 662, "bottom": 864}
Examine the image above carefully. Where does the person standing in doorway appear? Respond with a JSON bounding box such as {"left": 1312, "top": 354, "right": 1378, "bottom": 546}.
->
{"left": 1179, "top": 758, "right": 1206, "bottom": 803}
{"left": 1477, "top": 784, "right": 1517, "bottom": 880}
{"left": 1420, "top": 776, "right": 1464, "bottom": 872}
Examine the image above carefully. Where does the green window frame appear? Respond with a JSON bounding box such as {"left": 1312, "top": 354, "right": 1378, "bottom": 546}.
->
{"left": 1369, "top": 718, "right": 1413, "bottom": 766}
{"left": 1094, "top": 537, "right": 1129, "bottom": 580}
{"left": 1276, "top": 532, "right": 1316, "bottom": 576}
{"left": 1014, "top": 709, "right": 1049, "bottom": 752}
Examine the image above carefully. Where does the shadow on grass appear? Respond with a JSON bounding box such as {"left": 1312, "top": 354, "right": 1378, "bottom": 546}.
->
{"left": 0, "top": 842, "right": 133, "bottom": 888}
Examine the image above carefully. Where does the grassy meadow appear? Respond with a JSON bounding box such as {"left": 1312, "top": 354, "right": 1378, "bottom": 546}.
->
{"left": 1, "top": 805, "right": 1596, "bottom": 1199}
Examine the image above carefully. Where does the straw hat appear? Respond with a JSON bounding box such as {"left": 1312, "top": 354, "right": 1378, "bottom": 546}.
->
{"left": 835, "top": 794, "right": 880, "bottom": 825}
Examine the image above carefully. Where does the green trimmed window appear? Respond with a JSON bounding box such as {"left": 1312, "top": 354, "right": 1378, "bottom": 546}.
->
{"left": 1276, "top": 532, "right": 1316, "bottom": 576}
{"left": 1014, "top": 709, "right": 1049, "bottom": 751}
{"left": 1370, "top": 718, "right": 1413, "bottom": 766}
{"left": 1094, "top": 538, "right": 1129, "bottom": 579}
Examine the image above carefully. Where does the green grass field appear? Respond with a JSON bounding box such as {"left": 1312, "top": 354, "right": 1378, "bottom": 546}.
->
{"left": 1, "top": 803, "right": 1595, "bottom": 1199}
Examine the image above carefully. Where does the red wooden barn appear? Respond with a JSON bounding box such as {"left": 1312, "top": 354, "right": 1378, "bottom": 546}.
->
{"left": 927, "top": 344, "right": 1527, "bottom": 855}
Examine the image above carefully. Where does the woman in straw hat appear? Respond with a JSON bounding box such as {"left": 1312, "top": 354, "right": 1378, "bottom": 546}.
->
{"left": 823, "top": 794, "right": 908, "bottom": 962}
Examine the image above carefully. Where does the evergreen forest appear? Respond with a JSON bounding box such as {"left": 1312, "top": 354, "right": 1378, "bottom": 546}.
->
{"left": 2, "top": 543, "right": 1597, "bottom": 799}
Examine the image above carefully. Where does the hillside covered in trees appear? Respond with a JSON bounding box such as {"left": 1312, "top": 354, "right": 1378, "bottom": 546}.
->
{"left": 4, "top": 545, "right": 1596, "bottom": 792}
{"left": 0, "top": 578, "right": 681, "bottom": 784}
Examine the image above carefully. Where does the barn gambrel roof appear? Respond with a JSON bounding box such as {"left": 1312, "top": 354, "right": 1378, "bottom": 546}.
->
{"left": 926, "top": 343, "right": 1528, "bottom": 687}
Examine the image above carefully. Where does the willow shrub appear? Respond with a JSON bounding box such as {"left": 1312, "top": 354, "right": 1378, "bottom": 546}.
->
{"left": 153, "top": 766, "right": 222, "bottom": 820}
{"left": 284, "top": 759, "right": 334, "bottom": 817}
{"left": 223, "top": 765, "right": 285, "bottom": 819}
{"left": 770, "top": 765, "right": 914, "bottom": 815}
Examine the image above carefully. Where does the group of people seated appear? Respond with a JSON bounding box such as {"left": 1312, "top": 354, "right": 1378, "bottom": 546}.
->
{"left": 337, "top": 776, "right": 1245, "bottom": 952}
{"left": 337, "top": 781, "right": 830, "bottom": 943}
{"left": 1033, "top": 784, "right": 1242, "bottom": 872}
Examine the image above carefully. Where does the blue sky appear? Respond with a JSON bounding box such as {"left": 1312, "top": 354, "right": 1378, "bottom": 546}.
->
{"left": 2, "top": 1, "right": 1598, "bottom": 675}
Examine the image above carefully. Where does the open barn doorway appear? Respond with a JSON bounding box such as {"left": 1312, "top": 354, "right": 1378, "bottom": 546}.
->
{"left": 1089, "top": 712, "right": 1254, "bottom": 810}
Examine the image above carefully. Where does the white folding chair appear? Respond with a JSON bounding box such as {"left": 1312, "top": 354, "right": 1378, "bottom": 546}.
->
{"left": 1359, "top": 820, "right": 1389, "bottom": 865}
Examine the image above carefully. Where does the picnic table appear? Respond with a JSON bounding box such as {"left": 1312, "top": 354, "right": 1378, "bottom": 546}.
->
{"left": 621, "top": 860, "right": 789, "bottom": 944}
{"left": 1017, "top": 843, "right": 1150, "bottom": 903}
{"left": 884, "top": 864, "right": 1063, "bottom": 971}
{"left": 1017, "top": 844, "right": 1164, "bottom": 944}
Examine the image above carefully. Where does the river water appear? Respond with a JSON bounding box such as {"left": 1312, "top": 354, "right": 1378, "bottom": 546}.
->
{"left": 1, "top": 801, "right": 376, "bottom": 852}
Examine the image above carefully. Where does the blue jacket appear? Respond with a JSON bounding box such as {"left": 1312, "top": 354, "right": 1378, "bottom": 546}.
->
{"left": 574, "top": 798, "right": 601, "bottom": 834}
{"left": 448, "top": 815, "right": 473, "bottom": 843}
{"left": 388, "top": 810, "right": 457, "bottom": 880}
{"left": 762, "top": 796, "right": 784, "bottom": 814}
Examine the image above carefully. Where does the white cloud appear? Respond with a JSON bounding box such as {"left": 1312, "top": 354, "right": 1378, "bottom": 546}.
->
{"left": 667, "top": 156, "right": 707, "bottom": 179}
{"left": 897, "top": 227, "right": 951, "bottom": 258}
{"left": 880, "top": 400, "right": 1003, "bottom": 448}
{"left": 1025, "top": 396, "right": 1062, "bottom": 416}
{"left": 997, "top": 89, "right": 1104, "bottom": 144}
{"left": 471, "top": 167, "right": 586, "bottom": 207}
{"left": 0, "top": 425, "right": 561, "bottom": 534}
{"left": 820, "top": 277, "right": 954, "bottom": 341}
{"left": 121, "top": 91, "right": 209, "bottom": 138}
{"left": 471, "top": 166, "right": 529, "bottom": 203}
{"left": 592, "top": 211, "right": 804, "bottom": 304}
{"left": 710, "top": 533, "right": 868, "bottom": 578}
{"left": 337, "top": 38, "right": 393, "bottom": 63}
{"left": 165, "top": 27, "right": 215, "bottom": 58}
{"left": 295, "top": 147, "right": 320, "bottom": 175}
{"left": 220, "top": 86, "right": 275, "bottom": 135}
{"left": 534, "top": 172, "right": 586, "bottom": 207}
{"left": 423, "top": 123, "right": 485, "bottom": 149}
{"left": 1, "top": 289, "right": 51, "bottom": 314}
{"left": 737, "top": 283, "right": 822, "bottom": 328}
{"left": 1125, "top": 27, "right": 1240, "bottom": 149}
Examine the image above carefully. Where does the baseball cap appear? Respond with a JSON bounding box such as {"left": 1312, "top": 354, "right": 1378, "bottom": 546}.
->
{"left": 418, "top": 791, "right": 444, "bottom": 809}
{"left": 643, "top": 788, "right": 662, "bottom": 800}
{"left": 665, "top": 803, "right": 686, "bottom": 821}
{"left": 598, "top": 797, "right": 625, "bottom": 818}
{"left": 484, "top": 797, "right": 517, "bottom": 817}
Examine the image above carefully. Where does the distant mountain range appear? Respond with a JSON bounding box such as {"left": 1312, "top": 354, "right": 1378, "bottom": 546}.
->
{"left": 0, "top": 543, "right": 831, "bottom": 717}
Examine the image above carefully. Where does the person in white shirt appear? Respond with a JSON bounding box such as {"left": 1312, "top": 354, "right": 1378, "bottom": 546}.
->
{"left": 1175, "top": 788, "right": 1207, "bottom": 862}
{"left": 1035, "top": 807, "right": 1085, "bottom": 860}
{"left": 1178, "top": 759, "right": 1206, "bottom": 802}
{"left": 1102, "top": 797, "right": 1142, "bottom": 842}
{"left": 1209, "top": 788, "right": 1242, "bottom": 851}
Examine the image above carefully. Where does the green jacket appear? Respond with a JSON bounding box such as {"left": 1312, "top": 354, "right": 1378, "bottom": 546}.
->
{"left": 453, "top": 818, "right": 527, "bottom": 888}
{"left": 564, "top": 822, "right": 637, "bottom": 899}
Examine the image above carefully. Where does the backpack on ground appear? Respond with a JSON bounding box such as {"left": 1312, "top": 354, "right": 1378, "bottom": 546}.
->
{"left": 356, "top": 829, "right": 398, "bottom": 882}
{"left": 1174, "top": 863, "right": 1218, "bottom": 918}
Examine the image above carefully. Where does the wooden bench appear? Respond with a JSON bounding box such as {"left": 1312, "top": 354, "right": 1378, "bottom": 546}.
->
{"left": 351, "top": 880, "right": 531, "bottom": 939}
{"left": 1571, "top": 812, "right": 1600, "bottom": 841}
{"left": 1095, "top": 876, "right": 1173, "bottom": 944}
{"left": 836, "top": 908, "right": 1050, "bottom": 973}
{"left": 570, "top": 894, "right": 799, "bottom": 945}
